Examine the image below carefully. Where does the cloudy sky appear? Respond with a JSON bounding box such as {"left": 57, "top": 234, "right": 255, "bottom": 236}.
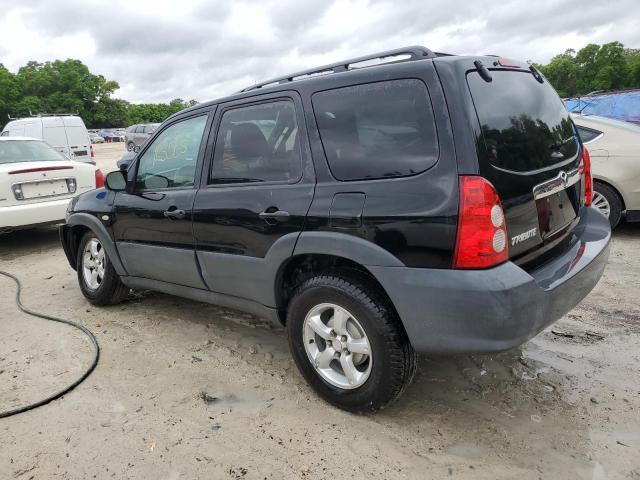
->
{"left": 0, "top": 0, "right": 639, "bottom": 104}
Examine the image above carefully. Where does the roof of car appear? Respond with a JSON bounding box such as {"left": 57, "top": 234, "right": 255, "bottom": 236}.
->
{"left": 0, "top": 136, "right": 42, "bottom": 142}
{"left": 172, "top": 49, "right": 526, "bottom": 123}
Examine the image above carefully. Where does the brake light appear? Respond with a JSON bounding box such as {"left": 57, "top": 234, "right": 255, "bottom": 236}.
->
{"left": 497, "top": 58, "right": 522, "bottom": 68}
{"left": 9, "top": 166, "right": 73, "bottom": 175}
{"left": 581, "top": 147, "right": 593, "bottom": 206}
{"left": 95, "top": 168, "right": 104, "bottom": 188}
{"left": 453, "top": 176, "right": 509, "bottom": 269}
{"left": 90, "top": 144, "right": 94, "bottom": 158}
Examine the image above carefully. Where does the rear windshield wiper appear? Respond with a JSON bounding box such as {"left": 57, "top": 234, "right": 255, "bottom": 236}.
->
{"left": 549, "top": 135, "right": 575, "bottom": 151}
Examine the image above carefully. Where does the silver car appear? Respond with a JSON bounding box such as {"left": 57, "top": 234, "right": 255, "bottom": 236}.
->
{"left": 125, "top": 123, "right": 160, "bottom": 151}
{"left": 572, "top": 114, "right": 640, "bottom": 228}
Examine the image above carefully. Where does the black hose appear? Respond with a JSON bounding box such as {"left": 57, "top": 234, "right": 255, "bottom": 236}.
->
{"left": 0, "top": 270, "right": 99, "bottom": 418}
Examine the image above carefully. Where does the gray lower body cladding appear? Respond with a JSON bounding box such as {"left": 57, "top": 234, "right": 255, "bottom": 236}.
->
{"left": 368, "top": 207, "right": 611, "bottom": 354}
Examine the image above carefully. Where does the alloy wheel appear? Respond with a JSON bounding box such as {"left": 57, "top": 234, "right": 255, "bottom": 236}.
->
{"left": 303, "top": 303, "right": 372, "bottom": 389}
{"left": 82, "top": 238, "right": 105, "bottom": 290}
{"left": 592, "top": 190, "right": 611, "bottom": 218}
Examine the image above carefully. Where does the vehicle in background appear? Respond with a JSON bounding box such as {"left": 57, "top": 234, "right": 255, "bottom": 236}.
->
{"left": 1, "top": 115, "right": 93, "bottom": 163}
{"left": 0, "top": 137, "right": 103, "bottom": 233}
{"left": 98, "top": 130, "right": 125, "bottom": 142}
{"left": 566, "top": 90, "right": 640, "bottom": 126}
{"left": 572, "top": 113, "right": 640, "bottom": 228}
{"left": 125, "top": 123, "right": 160, "bottom": 151}
{"left": 116, "top": 151, "right": 136, "bottom": 170}
{"left": 89, "top": 132, "right": 105, "bottom": 144}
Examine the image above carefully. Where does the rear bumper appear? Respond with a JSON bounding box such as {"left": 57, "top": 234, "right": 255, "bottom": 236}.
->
{"left": 369, "top": 207, "right": 611, "bottom": 354}
{"left": 0, "top": 198, "right": 70, "bottom": 229}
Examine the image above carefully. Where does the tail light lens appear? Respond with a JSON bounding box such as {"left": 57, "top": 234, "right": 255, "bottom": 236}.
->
{"left": 453, "top": 176, "right": 509, "bottom": 269}
{"left": 95, "top": 168, "right": 104, "bottom": 188}
{"left": 90, "top": 144, "right": 94, "bottom": 158}
{"left": 581, "top": 147, "right": 593, "bottom": 206}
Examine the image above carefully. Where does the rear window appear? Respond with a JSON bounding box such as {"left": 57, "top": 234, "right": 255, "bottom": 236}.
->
{"left": 66, "top": 126, "right": 89, "bottom": 145}
{"left": 0, "top": 140, "right": 64, "bottom": 165}
{"left": 312, "top": 79, "right": 439, "bottom": 181}
{"left": 468, "top": 71, "right": 578, "bottom": 172}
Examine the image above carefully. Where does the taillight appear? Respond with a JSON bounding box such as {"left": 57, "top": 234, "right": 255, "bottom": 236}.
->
{"left": 453, "top": 176, "right": 509, "bottom": 269}
{"left": 95, "top": 168, "right": 104, "bottom": 188}
{"left": 90, "top": 144, "right": 94, "bottom": 158}
{"left": 581, "top": 147, "right": 593, "bottom": 206}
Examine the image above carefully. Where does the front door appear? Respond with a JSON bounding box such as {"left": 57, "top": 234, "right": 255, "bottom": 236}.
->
{"left": 112, "top": 112, "right": 211, "bottom": 288}
{"left": 192, "top": 94, "right": 315, "bottom": 306}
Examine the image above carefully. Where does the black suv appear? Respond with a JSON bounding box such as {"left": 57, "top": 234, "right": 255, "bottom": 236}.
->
{"left": 60, "top": 46, "right": 610, "bottom": 412}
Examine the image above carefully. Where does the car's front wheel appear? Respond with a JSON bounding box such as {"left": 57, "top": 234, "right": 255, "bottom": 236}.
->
{"left": 127, "top": 141, "right": 136, "bottom": 152}
{"left": 77, "top": 232, "right": 128, "bottom": 306}
{"left": 287, "top": 273, "right": 416, "bottom": 412}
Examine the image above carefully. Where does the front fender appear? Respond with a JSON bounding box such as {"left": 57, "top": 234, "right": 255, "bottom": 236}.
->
{"left": 65, "top": 213, "right": 127, "bottom": 276}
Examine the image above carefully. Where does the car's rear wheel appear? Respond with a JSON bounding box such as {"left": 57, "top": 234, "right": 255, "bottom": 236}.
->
{"left": 287, "top": 273, "right": 416, "bottom": 412}
{"left": 593, "top": 182, "right": 623, "bottom": 229}
{"left": 127, "top": 141, "right": 136, "bottom": 152}
{"left": 77, "top": 232, "right": 128, "bottom": 306}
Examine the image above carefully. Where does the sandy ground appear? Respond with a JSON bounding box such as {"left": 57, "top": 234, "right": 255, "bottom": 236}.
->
{"left": 1, "top": 142, "right": 639, "bottom": 479}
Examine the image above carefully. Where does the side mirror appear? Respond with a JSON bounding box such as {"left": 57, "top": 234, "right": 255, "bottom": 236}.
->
{"left": 105, "top": 170, "right": 127, "bottom": 191}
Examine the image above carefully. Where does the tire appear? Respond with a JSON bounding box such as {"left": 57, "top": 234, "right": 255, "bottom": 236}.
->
{"left": 593, "top": 182, "right": 623, "bottom": 229}
{"left": 127, "top": 142, "right": 136, "bottom": 152}
{"left": 286, "top": 273, "right": 417, "bottom": 412}
{"left": 76, "top": 232, "right": 128, "bottom": 306}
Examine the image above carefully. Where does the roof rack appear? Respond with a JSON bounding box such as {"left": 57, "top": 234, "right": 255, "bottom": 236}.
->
{"left": 28, "top": 111, "right": 79, "bottom": 117}
{"left": 240, "top": 45, "right": 438, "bottom": 92}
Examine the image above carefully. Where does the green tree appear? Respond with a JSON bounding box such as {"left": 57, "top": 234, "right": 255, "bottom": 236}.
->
{"left": 0, "top": 64, "right": 21, "bottom": 125}
{"left": 0, "top": 58, "right": 195, "bottom": 129}
{"left": 93, "top": 98, "right": 130, "bottom": 128}
{"left": 538, "top": 41, "right": 640, "bottom": 97}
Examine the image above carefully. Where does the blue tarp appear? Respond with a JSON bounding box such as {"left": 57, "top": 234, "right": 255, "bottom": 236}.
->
{"left": 565, "top": 90, "right": 640, "bottom": 125}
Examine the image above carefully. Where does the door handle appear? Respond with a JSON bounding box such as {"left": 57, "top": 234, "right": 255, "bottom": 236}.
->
{"left": 259, "top": 209, "right": 290, "bottom": 219}
{"left": 163, "top": 208, "right": 186, "bottom": 220}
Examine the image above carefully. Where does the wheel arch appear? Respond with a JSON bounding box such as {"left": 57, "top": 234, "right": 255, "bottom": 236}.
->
{"left": 593, "top": 176, "right": 626, "bottom": 211}
{"left": 275, "top": 253, "right": 402, "bottom": 328}
{"left": 65, "top": 213, "right": 127, "bottom": 275}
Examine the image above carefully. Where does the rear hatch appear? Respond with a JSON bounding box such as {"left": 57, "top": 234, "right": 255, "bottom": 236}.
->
{"left": 466, "top": 65, "right": 585, "bottom": 266}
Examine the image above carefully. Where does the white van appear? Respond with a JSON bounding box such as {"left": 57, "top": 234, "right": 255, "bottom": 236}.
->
{"left": 0, "top": 115, "right": 94, "bottom": 163}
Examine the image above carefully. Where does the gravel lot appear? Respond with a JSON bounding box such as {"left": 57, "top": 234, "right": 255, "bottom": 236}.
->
{"left": 1, "top": 142, "right": 639, "bottom": 479}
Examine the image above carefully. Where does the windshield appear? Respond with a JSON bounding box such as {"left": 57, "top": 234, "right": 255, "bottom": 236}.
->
{"left": 0, "top": 140, "right": 65, "bottom": 165}
{"left": 468, "top": 70, "right": 579, "bottom": 172}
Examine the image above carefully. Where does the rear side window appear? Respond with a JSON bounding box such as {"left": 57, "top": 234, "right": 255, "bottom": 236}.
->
{"left": 468, "top": 71, "right": 578, "bottom": 172}
{"left": 312, "top": 79, "right": 439, "bottom": 181}
{"left": 210, "top": 100, "right": 301, "bottom": 184}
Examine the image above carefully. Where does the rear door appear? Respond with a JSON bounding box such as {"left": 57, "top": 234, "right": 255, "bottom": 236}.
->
{"left": 63, "top": 118, "right": 91, "bottom": 162}
{"left": 466, "top": 67, "right": 585, "bottom": 263}
{"left": 192, "top": 92, "right": 314, "bottom": 305}
{"left": 112, "top": 112, "right": 211, "bottom": 287}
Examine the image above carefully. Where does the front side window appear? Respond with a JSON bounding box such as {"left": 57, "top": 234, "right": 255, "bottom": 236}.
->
{"left": 136, "top": 115, "right": 207, "bottom": 189}
{"left": 312, "top": 79, "right": 439, "bottom": 181}
{"left": 210, "top": 100, "right": 301, "bottom": 184}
